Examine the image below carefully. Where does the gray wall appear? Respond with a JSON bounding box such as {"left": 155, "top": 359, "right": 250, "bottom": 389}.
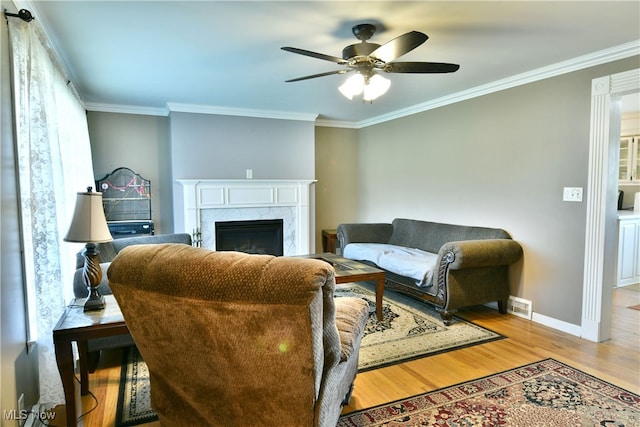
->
{"left": 87, "top": 112, "right": 171, "bottom": 233}
{"left": 1, "top": 1, "right": 40, "bottom": 422}
{"left": 314, "top": 126, "right": 359, "bottom": 251}
{"left": 348, "top": 57, "right": 639, "bottom": 326}
{"left": 169, "top": 113, "right": 315, "bottom": 180}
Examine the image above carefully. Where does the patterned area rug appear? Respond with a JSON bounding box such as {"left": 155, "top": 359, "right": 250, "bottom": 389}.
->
{"left": 336, "top": 282, "right": 503, "bottom": 371}
{"left": 338, "top": 358, "right": 640, "bottom": 426}
{"left": 117, "top": 348, "right": 153, "bottom": 426}
{"left": 116, "top": 282, "right": 503, "bottom": 426}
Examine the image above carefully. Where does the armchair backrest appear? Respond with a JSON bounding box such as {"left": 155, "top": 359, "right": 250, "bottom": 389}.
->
{"left": 108, "top": 244, "right": 341, "bottom": 426}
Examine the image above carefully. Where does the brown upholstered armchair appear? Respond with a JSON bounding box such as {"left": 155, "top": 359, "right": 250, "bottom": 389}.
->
{"left": 72, "top": 233, "right": 192, "bottom": 372}
{"left": 108, "top": 244, "right": 369, "bottom": 426}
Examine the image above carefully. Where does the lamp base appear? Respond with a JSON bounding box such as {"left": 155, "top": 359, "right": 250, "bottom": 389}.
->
{"left": 84, "top": 294, "right": 105, "bottom": 312}
{"left": 82, "top": 242, "right": 106, "bottom": 312}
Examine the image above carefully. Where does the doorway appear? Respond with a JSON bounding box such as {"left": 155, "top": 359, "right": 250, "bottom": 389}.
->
{"left": 582, "top": 68, "right": 640, "bottom": 342}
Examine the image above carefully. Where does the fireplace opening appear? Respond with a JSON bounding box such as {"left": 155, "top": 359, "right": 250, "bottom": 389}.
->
{"left": 215, "top": 219, "right": 284, "bottom": 256}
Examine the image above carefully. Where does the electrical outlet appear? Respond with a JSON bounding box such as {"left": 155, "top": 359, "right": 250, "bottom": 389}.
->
{"left": 17, "top": 394, "right": 25, "bottom": 426}
{"left": 563, "top": 187, "right": 583, "bottom": 202}
{"left": 246, "top": 169, "right": 253, "bottom": 179}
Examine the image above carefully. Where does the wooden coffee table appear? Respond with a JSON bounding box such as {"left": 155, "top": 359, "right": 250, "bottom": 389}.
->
{"left": 300, "top": 253, "right": 386, "bottom": 321}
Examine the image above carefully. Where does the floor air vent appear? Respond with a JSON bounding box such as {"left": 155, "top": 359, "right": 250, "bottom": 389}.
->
{"left": 507, "top": 296, "right": 533, "bottom": 320}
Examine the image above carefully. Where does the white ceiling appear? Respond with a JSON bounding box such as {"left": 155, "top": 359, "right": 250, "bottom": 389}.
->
{"left": 17, "top": 1, "right": 640, "bottom": 126}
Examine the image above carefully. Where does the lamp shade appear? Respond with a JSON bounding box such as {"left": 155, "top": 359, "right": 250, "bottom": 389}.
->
{"left": 363, "top": 74, "right": 391, "bottom": 101}
{"left": 338, "top": 73, "right": 365, "bottom": 100}
{"left": 64, "top": 188, "right": 113, "bottom": 243}
{"left": 339, "top": 72, "right": 390, "bottom": 101}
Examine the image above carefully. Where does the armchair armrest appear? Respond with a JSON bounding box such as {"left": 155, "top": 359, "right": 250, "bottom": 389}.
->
{"left": 438, "top": 239, "right": 523, "bottom": 270}
{"left": 336, "top": 223, "right": 393, "bottom": 251}
{"left": 334, "top": 297, "right": 369, "bottom": 362}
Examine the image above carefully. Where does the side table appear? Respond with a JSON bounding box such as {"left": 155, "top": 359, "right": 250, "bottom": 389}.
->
{"left": 53, "top": 295, "right": 129, "bottom": 427}
{"left": 321, "top": 229, "right": 338, "bottom": 253}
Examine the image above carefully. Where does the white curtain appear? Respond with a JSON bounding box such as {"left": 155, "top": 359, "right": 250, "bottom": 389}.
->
{"left": 8, "top": 18, "right": 96, "bottom": 404}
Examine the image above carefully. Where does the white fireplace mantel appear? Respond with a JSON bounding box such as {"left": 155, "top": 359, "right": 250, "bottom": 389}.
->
{"left": 177, "top": 179, "right": 316, "bottom": 255}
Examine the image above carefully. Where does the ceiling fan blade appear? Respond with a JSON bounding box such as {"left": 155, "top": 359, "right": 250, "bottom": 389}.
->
{"left": 369, "top": 31, "right": 429, "bottom": 63}
{"left": 281, "top": 47, "right": 346, "bottom": 64}
{"left": 384, "top": 61, "right": 460, "bottom": 73}
{"left": 285, "top": 69, "right": 351, "bottom": 83}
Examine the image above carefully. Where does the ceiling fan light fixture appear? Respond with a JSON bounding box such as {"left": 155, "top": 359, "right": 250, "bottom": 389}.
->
{"left": 284, "top": 23, "right": 458, "bottom": 101}
{"left": 363, "top": 74, "right": 390, "bottom": 102}
{"left": 338, "top": 73, "right": 365, "bottom": 100}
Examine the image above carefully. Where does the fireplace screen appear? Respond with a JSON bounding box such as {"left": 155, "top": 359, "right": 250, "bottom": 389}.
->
{"left": 215, "top": 219, "right": 284, "bottom": 256}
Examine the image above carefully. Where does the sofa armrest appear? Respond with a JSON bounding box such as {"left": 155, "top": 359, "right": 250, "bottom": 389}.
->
{"left": 75, "top": 233, "right": 194, "bottom": 267}
{"left": 336, "top": 223, "right": 393, "bottom": 251}
{"left": 73, "top": 233, "right": 193, "bottom": 297}
{"left": 438, "top": 239, "right": 523, "bottom": 270}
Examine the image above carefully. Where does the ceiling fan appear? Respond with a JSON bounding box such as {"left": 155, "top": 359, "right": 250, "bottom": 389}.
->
{"left": 281, "top": 23, "right": 459, "bottom": 100}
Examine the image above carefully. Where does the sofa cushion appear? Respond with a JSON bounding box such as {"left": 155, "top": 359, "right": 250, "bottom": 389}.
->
{"left": 388, "top": 218, "right": 511, "bottom": 254}
{"left": 342, "top": 242, "right": 388, "bottom": 265}
{"left": 344, "top": 243, "right": 438, "bottom": 287}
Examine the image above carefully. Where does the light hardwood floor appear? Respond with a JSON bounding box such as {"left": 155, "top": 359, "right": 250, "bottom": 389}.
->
{"left": 51, "top": 286, "right": 639, "bottom": 426}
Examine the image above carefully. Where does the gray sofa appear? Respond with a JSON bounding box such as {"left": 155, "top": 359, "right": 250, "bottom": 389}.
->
{"left": 337, "top": 218, "right": 523, "bottom": 324}
{"left": 73, "top": 233, "right": 192, "bottom": 370}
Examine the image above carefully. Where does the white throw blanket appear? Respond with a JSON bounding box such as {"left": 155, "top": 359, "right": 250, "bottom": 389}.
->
{"left": 343, "top": 243, "right": 438, "bottom": 287}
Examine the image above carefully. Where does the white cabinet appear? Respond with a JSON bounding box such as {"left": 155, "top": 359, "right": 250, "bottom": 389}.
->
{"left": 616, "top": 214, "right": 640, "bottom": 287}
{"left": 619, "top": 136, "right": 640, "bottom": 184}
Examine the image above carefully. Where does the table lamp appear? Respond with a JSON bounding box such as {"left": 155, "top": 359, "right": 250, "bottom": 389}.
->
{"left": 64, "top": 187, "right": 113, "bottom": 311}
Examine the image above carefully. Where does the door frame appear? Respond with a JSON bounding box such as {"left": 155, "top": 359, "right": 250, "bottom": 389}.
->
{"left": 582, "top": 68, "right": 640, "bottom": 342}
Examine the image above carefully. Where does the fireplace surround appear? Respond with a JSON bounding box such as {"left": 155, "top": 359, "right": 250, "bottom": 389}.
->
{"left": 177, "top": 179, "right": 315, "bottom": 255}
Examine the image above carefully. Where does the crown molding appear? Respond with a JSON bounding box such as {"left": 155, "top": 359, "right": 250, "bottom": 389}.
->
{"left": 356, "top": 40, "right": 640, "bottom": 128}
{"left": 85, "top": 101, "right": 320, "bottom": 122}
{"left": 166, "top": 103, "right": 318, "bottom": 122}
{"left": 315, "top": 119, "right": 359, "bottom": 129}
{"left": 85, "top": 102, "right": 170, "bottom": 116}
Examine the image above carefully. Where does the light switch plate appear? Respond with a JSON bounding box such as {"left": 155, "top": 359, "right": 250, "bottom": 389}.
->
{"left": 563, "top": 187, "right": 583, "bottom": 202}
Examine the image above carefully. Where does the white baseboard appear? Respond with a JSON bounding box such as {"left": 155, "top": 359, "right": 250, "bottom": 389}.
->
{"left": 483, "top": 302, "right": 582, "bottom": 337}
{"left": 532, "top": 312, "right": 582, "bottom": 337}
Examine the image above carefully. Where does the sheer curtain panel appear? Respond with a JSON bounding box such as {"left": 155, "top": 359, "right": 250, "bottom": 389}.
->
{"left": 8, "top": 18, "right": 95, "bottom": 404}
